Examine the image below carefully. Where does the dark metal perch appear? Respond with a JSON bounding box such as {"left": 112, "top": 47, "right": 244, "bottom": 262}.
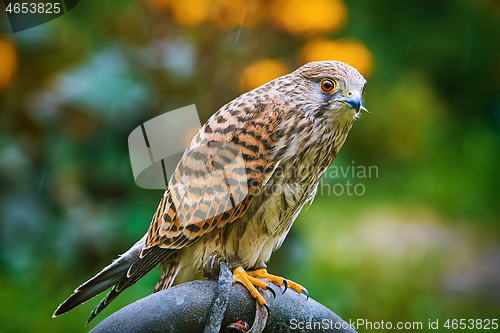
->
{"left": 89, "top": 262, "right": 357, "bottom": 333}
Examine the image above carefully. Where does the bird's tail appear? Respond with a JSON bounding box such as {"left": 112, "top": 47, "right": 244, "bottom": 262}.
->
{"left": 52, "top": 235, "right": 173, "bottom": 324}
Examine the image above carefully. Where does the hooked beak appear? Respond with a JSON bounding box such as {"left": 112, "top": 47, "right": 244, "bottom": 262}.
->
{"left": 338, "top": 90, "right": 362, "bottom": 113}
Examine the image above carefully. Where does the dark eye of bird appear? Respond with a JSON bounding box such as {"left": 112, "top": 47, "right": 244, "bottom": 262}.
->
{"left": 320, "top": 79, "right": 335, "bottom": 92}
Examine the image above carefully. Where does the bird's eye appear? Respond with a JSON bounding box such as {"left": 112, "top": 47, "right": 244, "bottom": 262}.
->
{"left": 320, "top": 79, "right": 336, "bottom": 92}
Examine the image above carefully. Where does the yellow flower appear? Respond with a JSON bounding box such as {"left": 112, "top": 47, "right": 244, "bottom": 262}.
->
{"left": 240, "top": 59, "right": 289, "bottom": 92}
{"left": 271, "top": 0, "right": 346, "bottom": 35}
{"left": 169, "top": 0, "right": 211, "bottom": 26}
{"left": 301, "top": 38, "right": 373, "bottom": 76}
{"left": 0, "top": 39, "right": 17, "bottom": 89}
{"left": 207, "top": 0, "right": 263, "bottom": 29}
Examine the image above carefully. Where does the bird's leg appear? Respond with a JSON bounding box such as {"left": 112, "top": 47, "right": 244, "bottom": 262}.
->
{"left": 205, "top": 256, "right": 275, "bottom": 309}
{"left": 232, "top": 266, "right": 270, "bottom": 308}
{"left": 202, "top": 254, "right": 222, "bottom": 280}
{"left": 247, "top": 268, "right": 308, "bottom": 298}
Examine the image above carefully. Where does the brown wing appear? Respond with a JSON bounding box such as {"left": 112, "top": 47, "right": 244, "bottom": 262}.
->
{"left": 143, "top": 101, "right": 286, "bottom": 252}
{"left": 62, "top": 101, "right": 287, "bottom": 325}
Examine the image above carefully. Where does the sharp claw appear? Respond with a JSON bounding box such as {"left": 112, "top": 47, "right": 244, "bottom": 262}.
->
{"left": 282, "top": 279, "right": 288, "bottom": 294}
{"left": 263, "top": 302, "right": 270, "bottom": 315}
{"left": 267, "top": 285, "right": 276, "bottom": 298}
{"left": 302, "top": 287, "right": 309, "bottom": 300}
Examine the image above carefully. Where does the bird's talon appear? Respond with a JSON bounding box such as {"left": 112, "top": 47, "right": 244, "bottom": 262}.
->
{"left": 267, "top": 285, "right": 276, "bottom": 298}
{"left": 282, "top": 279, "right": 288, "bottom": 294}
{"left": 232, "top": 266, "right": 268, "bottom": 308}
{"left": 246, "top": 268, "right": 307, "bottom": 299}
{"left": 303, "top": 287, "right": 309, "bottom": 300}
{"left": 264, "top": 302, "right": 270, "bottom": 315}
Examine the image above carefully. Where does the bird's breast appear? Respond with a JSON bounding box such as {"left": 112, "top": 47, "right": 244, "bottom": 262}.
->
{"left": 189, "top": 113, "right": 351, "bottom": 271}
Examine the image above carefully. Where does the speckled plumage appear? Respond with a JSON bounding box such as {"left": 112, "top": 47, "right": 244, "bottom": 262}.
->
{"left": 53, "top": 60, "right": 367, "bottom": 323}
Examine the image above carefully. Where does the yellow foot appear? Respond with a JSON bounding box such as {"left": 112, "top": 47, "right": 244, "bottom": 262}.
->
{"left": 247, "top": 268, "right": 309, "bottom": 298}
{"left": 232, "top": 266, "right": 273, "bottom": 308}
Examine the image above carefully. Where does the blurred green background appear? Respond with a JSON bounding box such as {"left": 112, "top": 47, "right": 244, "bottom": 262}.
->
{"left": 0, "top": 0, "right": 499, "bottom": 332}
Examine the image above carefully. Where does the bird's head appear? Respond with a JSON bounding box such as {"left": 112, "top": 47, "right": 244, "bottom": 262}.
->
{"left": 280, "top": 61, "right": 367, "bottom": 123}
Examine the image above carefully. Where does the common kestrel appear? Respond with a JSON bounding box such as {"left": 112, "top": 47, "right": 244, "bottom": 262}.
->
{"left": 53, "top": 60, "right": 367, "bottom": 323}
